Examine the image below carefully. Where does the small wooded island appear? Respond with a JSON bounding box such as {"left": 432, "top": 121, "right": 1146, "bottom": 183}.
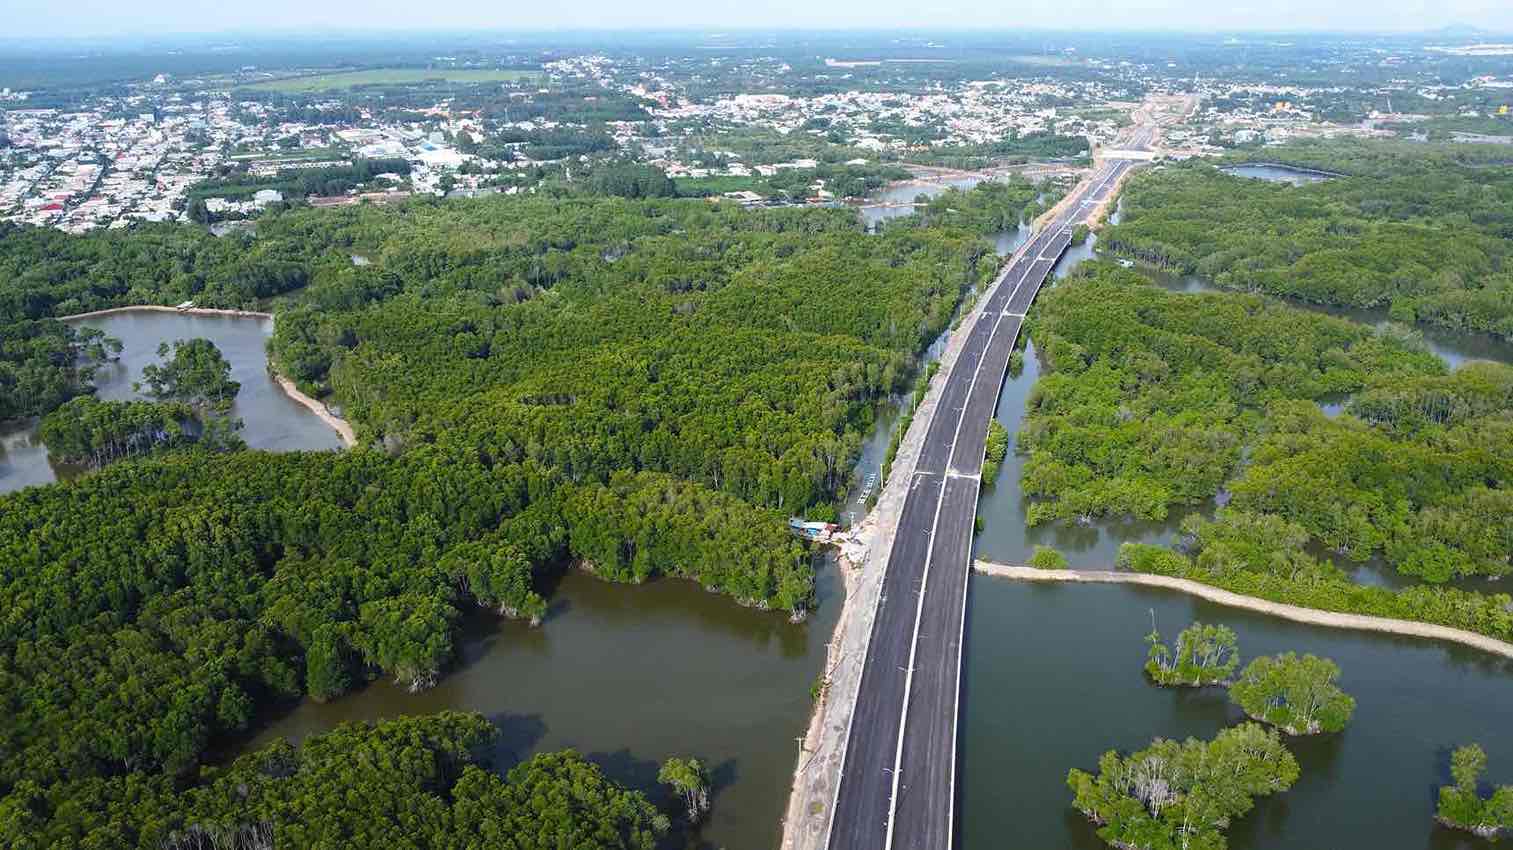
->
{"left": 1438, "top": 745, "right": 1513, "bottom": 841}
{"left": 1069, "top": 723, "right": 1300, "bottom": 850}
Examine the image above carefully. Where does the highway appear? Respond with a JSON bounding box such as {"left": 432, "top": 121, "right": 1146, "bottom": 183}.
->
{"left": 825, "top": 155, "right": 1135, "bottom": 850}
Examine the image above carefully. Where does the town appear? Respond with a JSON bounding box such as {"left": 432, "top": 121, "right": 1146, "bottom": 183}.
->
{"left": 6, "top": 39, "right": 1511, "bottom": 232}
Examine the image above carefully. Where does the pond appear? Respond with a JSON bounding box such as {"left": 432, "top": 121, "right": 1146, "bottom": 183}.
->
{"left": 961, "top": 579, "right": 1513, "bottom": 850}
{"left": 244, "top": 563, "right": 843, "bottom": 850}
{"left": 0, "top": 311, "right": 346, "bottom": 494}
{"left": 858, "top": 175, "right": 985, "bottom": 229}
{"left": 1220, "top": 162, "right": 1335, "bottom": 185}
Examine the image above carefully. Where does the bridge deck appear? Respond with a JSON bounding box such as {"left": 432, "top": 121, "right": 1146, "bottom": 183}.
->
{"left": 827, "top": 158, "right": 1134, "bottom": 850}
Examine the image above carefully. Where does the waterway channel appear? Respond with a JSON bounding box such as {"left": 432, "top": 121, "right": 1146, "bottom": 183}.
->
{"left": 0, "top": 311, "right": 346, "bottom": 494}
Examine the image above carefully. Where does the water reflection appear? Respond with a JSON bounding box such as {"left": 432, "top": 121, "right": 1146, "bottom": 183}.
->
{"left": 857, "top": 176, "right": 985, "bottom": 229}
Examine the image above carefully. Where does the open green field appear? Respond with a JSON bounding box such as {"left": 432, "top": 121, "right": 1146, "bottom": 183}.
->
{"left": 245, "top": 68, "right": 539, "bottom": 92}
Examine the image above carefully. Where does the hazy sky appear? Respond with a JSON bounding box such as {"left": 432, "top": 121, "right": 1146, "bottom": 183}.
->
{"left": 6, "top": 0, "right": 1513, "bottom": 40}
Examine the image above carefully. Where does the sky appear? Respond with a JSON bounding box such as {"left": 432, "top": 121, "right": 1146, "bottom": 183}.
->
{"left": 5, "top": 0, "right": 1513, "bottom": 40}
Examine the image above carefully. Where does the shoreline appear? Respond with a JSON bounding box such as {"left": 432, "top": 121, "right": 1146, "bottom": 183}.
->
{"left": 271, "top": 373, "right": 357, "bottom": 448}
{"left": 56, "top": 304, "right": 357, "bottom": 448}
{"left": 974, "top": 562, "right": 1513, "bottom": 660}
{"left": 57, "top": 304, "right": 276, "bottom": 322}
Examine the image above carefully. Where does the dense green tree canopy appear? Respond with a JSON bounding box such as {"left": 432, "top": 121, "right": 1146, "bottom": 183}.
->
{"left": 38, "top": 396, "right": 242, "bottom": 468}
{"left": 1102, "top": 150, "right": 1513, "bottom": 339}
{"left": 1438, "top": 744, "right": 1513, "bottom": 840}
{"left": 1229, "top": 652, "right": 1356, "bottom": 736}
{"left": 0, "top": 712, "right": 668, "bottom": 850}
{"left": 0, "top": 188, "right": 1004, "bottom": 835}
{"left": 1025, "top": 264, "right": 1513, "bottom": 583}
{"left": 1145, "top": 621, "right": 1239, "bottom": 687}
{"left": 136, "top": 338, "right": 241, "bottom": 411}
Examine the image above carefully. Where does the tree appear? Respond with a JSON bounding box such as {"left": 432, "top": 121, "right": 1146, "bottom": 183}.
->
{"left": 1027, "top": 546, "right": 1069, "bottom": 570}
{"left": 1068, "top": 722, "right": 1299, "bottom": 850}
{"left": 305, "top": 624, "right": 354, "bottom": 702}
{"left": 1437, "top": 744, "right": 1513, "bottom": 839}
{"left": 1230, "top": 652, "right": 1355, "bottom": 735}
{"left": 658, "top": 756, "right": 711, "bottom": 824}
{"left": 982, "top": 419, "right": 1009, "bottom": 485}
{"left": 1145, "top": 619, "right": 1240, "bottom": 687}
{"left": 136, "top": 338, "right": 241, "bottom": 412}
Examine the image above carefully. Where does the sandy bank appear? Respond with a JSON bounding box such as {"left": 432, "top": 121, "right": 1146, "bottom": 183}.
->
{"left": 974, "top": 562, "right": 1513, "bottom": 660}
{"left": 272, "top": 374, "right": 357, "bottom": 447}
{"left": 57, "top": 304, "right": 275, "bottom": 321}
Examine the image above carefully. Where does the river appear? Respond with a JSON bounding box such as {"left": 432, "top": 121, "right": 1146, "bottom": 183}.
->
{"left": 0, "top": 310, "right": 346, "bottom": 494}
{"left": 961, "top": 579, "right": 1513, "bottom": 850}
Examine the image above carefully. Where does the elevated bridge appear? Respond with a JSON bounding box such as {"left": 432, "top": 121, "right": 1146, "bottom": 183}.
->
{"left": 821, "top": 151, "right": 1140, "bottom": 850}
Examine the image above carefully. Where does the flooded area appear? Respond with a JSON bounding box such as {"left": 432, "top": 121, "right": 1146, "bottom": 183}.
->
{"left": 0, "top": 310, "right": 345, "bottom": 494}
{"left": 962, "top": 579, "right": 1513, "bottom": 850}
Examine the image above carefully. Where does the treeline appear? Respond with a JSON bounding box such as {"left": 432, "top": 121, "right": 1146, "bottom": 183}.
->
{"left": 902, "top": 133, "right": 1091, "bottom": 170}
{"left": 1024, "top": 265, "right": 1513, "bottom": 584}
{"left": 2, "top": 712, "right": 668, "bottom": 849}
{"left": 0, "top": 320, "right": 119, "bottom": 421}
{"left": 38, "top": 396, "right": 242, "bottom": 468}
{"left": 188, "top": 157, "right": 413, "bottom": 203}
{"left": 488, "top": 126, "right": 617, "bottom": 161}
{"left": 0, "top": 219, "right": 314, "bottom": 318}
{"left": 670, "top": 163, "right": 913, "bottom": 202}
{"left": 0, "top": 448, "right": 805, "bottom": 795}
{"left": 1102, "top": 156, "right": 1513, "bottom": 339}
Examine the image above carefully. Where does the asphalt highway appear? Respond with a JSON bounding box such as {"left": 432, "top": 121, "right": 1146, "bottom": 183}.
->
{"left": 827, "top": 156, "right": 1135, "bottom": 850}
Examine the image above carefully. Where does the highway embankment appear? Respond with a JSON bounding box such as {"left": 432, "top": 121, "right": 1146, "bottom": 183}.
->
{"left": 974, "top": 561, "right": 1513, "bottom": 660}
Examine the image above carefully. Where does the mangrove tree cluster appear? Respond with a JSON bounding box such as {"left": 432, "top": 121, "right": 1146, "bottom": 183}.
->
{"left": 1102, "top": 145, "right": 1513, "bottom": 339}
{"left": 1022, "top": 264, "right": 1513, "bottom": 640}
{"left": 0, "top": 712, "right": 669, "bottom": 850}
{"left": 1068, "top": 722, "right": 1300, "bottom": 850}
{"left": 1438, "top": 744, "right": 1513, "bottom": 841}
